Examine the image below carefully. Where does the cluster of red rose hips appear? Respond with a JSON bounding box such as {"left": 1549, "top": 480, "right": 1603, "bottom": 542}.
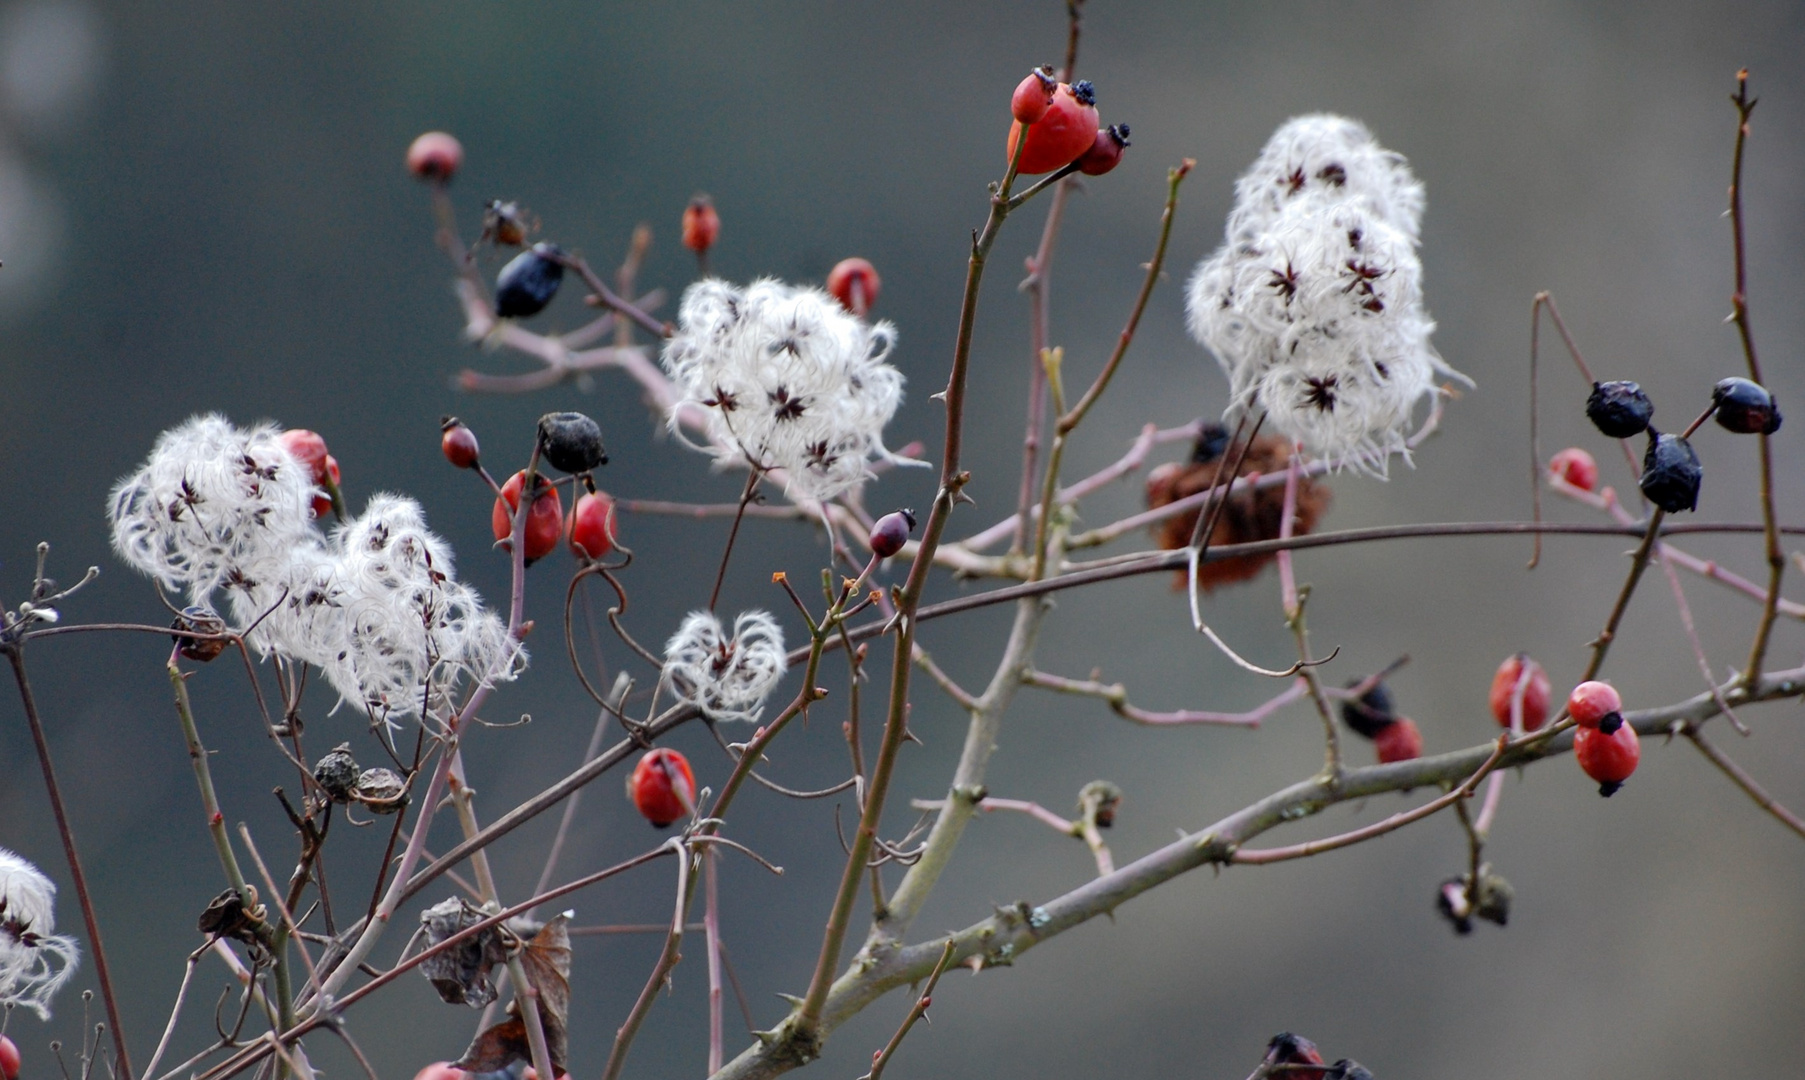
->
{"left": 439, "top": 413, "right": 619, "bottom": 567}
{"left": 1007, "top": 66, "right": 1129, "bottom": 176}
{"left": 1486, "top": 654, "right": 1639, "bottom": 797}
{"left": 278, "top": 428, "right": 343, "bottom": 520}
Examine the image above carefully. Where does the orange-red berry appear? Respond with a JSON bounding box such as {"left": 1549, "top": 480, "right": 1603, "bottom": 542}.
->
{"left": 1575, "top": 722, "right": 1639, "bottom": 797}
{"left": 827, "top": 257, "right": 881, "bottom": 317}
{"left": 1547, "top": 447, "right": 1598, "bottom": 492}
{"left": 682, "top": 195, "right": 720, "bottom": 255}
{"left": 628, "top": 747, "right": 697, "bottom": 828}
{"left": 568, "top": 490, "right": 619, "bottom": 561}
{"left": 1, "top": 1035, "right": 20, "bottom": 1080}
{"left": 440, "top": 417, "right": 480, "bottom": 470}
{"left": 1005, "top": 80, "right": 1099, "bottom": 174}
{"left": 1076, "top": 124, "right": 1130, "bottom": 176}
{"left": 406, "top": 132, "right": 463, "bottom": 183}
{"left": 492, "top": 471, "right": 563, "bottom": 566}
{"left": 1373, "top": 717, "right": 1423, "bottom": 763}
{"left": 1566, "top": 680, "right": 1624, "bottom": 734}
{"left": 1488, "top": 653, "right": 1551, "bottom": 732}
{"left": 1010, "top": 66, "right": 1057, "bottom": 124}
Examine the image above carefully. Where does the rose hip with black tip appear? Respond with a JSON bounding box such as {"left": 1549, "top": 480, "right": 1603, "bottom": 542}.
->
{"left": 1264, "top": 1033, "right": 1326, "bottom": 1080}
{"left": 1077, "top": 124, "right": 1130, "bottom": 176}
{"left": 1586, "top": 380, "right": 1654, "bottom": 438}
{"left": 440, "top": 417, "right": 480, "bottom": 469}
{"left": 1010, "top": 66, "right": 1057, "bottom": 124}
{"left": 1711, "top": 376, "right": 1782, "bottom": 435}
{"left": 869, "top": 509, "right": 917, "bottom": 558}
{"left": 1639, "top": 429, "right": 1702, "bottom": 512}
{"left": 537, "top": 411, "right": 607, "bottom": 473}
{"left": 494, "top": 242, "right": 565, "bottom": 318}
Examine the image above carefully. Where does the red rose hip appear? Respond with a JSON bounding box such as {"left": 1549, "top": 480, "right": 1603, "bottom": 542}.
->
{"left": 1010, "top": 66, "right": 1057, "bottom": 124}
{"left": 1547, "top": 447, "right": 1599, "bottom": 492}
{"left": 682, "top": 195, "right": 719, "bottom": 256}
{"left": 1488, "top": 653, "right": 1551, "bottom": 732}
{"left": 406, "top": 132, "right": 463, "bottom": 182}
{"left": 1373, "top": 717, "right": 1423, "bottom": 763}
{"left": 492, "top": 470, "right": 563, "bottom": 566}
{"left": 1567, "top": 680, "right": 1624, "bottom": 734}
{"left": 1076, "top": 124, "right": 1130, "bottom": 176}
{"left": 827, "top": 257, "right": 880, "bottom": 317}
{"left": 1575, "top": 723, "right": 1639, "bottom": 797}
{"left": 1005, "top": 80, "right": 1099, "bottom": 174}
{"left": 868, "top": 508, "right": 916, "bottom": 558}
{"left": 568, "top": 490, "right": 619, "bottom": 560}
{"left": 629, "top": 747, "right": 697, "bottom": 828}
{"left": 441, "top": 417, "right": 480, "bottom": 469}
{"left": 1, "top": 1035, "right": 20, "bottom": 1080}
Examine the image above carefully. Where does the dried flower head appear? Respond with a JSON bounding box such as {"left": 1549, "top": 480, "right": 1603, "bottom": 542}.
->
{"left": 0, "top": 848, "right": 79, "bottom": 1020}
{"left": 1187, "top": 116, "right": 1467, "bottom": 473}
{"left": 661, "top": 278, "right": 918, "bottom": 501}
{"left": 661, "top": 609, "right": 787, "bottom": 721}
{"left": 111, "top": 420, "right": 524, "bottom": 730}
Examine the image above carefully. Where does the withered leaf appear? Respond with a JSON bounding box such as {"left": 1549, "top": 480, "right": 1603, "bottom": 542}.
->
{"left": 453, "top": 913, "right": 572, "bottom": 1075}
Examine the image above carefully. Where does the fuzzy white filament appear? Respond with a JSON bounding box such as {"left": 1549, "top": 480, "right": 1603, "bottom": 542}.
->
{"left": 1186, "top": 115, "right": 1467, "bottom": 473}
{"left": 109, "top": 417, "right": 523, "bottom": 727}
{"left": 661, "top": 278, "right": 917, "bottom": 502}
{"left": 0, "top": 848, "right": 79, "bottom": 1020}
{"left": 661, "top": 609, "right": 787, "bottom": 721}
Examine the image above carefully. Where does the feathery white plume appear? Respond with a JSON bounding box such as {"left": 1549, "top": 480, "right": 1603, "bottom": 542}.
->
{"left": 661, "top": 609, "right": 787, "bottom": 722}
{"left": 0, "top": 848, "right": 79, "bottom": 1020}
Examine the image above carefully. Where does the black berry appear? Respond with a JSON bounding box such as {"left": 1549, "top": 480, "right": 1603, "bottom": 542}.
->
{"left": 1340, "top": 678, "right": 1395, "bottom": 739}
{"left": 494, "top": 242, "right": 564, "bottom": 318}
{"left": 869, "top": 508, "right": 917, "bottom": 558}
{"left": 1639, "top": 429, "right": 1702, "bottom": 513}
{"left": 1586, "top": 380, "right": 1654, "bottom": 438}
{"left": 536, "top": 411, "right": 607, "bottom": 473}
{"left": 1190, "top": 422, "right": 1231, "bottom": 464}
{"left": 1711, "top": 376, "right": 1782, "bottom": 435}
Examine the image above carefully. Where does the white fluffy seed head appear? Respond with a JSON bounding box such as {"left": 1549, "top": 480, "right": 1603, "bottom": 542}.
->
{"left": 1187, "top": 115, "right": 1466, "bottom": 474}
{"left": 110, "top": 422, "right": 524, "bottom": 729}
{"left": 661, "top": 609, "right": 787, "bottom": 722}
{"left": 0, "top": 847, "right": 79, "bottom": 1020}
{"left": 661, "top": 278, "right": 916, "bottom": 502}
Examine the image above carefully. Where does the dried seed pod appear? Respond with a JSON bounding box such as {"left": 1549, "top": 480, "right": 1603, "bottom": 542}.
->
{"left": 312, "top": 743, "right": 360, "bottom": 803}
{"left": 418, "top": 897, "right": 512, "bottom": 1007}
{"left": 171, "top": 604, "right": 228, "bottom": 662}
{"left": 1472, "top": 865, "right": 1513, "bottom": 927}
{"left": 537, "top": 411, "right": 607, "bottom": 474}
{"left": 1078, "top": 780, "right": 1123, "bottom": 828}
{"left": 351, "top": 767, "right": 408, "bottom": 813}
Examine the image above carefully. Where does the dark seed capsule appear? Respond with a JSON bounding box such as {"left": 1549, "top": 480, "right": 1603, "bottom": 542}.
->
{"left": 1711, "top": 376, "right": 1782, "bottom": 435}
{"left": 1191, "top": 422, "right": 1231, "bottom": 464}
{"left": 869, "top": 508, "right": 917, "bottom": 558}
{"left": 536, "top": 411, "right": 607, "bottom": 473}
{"left": 1340, "top": 677, "right": 1395, "bottom": 739}
{"left": 1586, "top": 380, "right": 1654, "bottom": 438}
{"left": 1325, "top": 1060, "right": 1375, "bottom": 1080}
{"left": 1639, "top": 429, "right": 1702, "bottom": 513}
{"left": 171, "top": 605, "right": 228, "bottom": 663}
{"left": 312, "top": 743, "right": 360, "bottom": 803}
{"left": 493, "top": 242, "right": 564, "bottom": 318}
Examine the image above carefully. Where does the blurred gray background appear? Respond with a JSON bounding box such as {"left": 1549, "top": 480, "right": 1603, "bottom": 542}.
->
{"left": 2, "top": 2, "right": 1803, "bottom": 1078}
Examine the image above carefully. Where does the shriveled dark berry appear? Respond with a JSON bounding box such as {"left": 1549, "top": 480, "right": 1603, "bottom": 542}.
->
{"left": 494, "top": 242, "right": 564, "bottom": 318}
{"left": 171, "top": 605, "right": 228, "bottom": 663}
{"left": 1711, "top": 376, "right": 1782, "bottom": 435}
{"left": 1191, "top": 422, "right": 1231, "bottom": 464}
{"left": 536, "top": 411, "right": 607, "bottom": 473}
{"left": 1340, "top": 677, "right": 1394, "bottom": 739}
{"left": 1324, "top": 1060, "right": 1374, "bottom": 1080}
{"left": 869, "top": 508, "right": 917, "bottom": 558}
{"left": 1586, "top": 380, "right": 1654, "bottom": 438}
{"left": 1265, "top": 1033, "right": 1326, "bottom": 1080}
{"left": 1639, "top": 429, "right": 1702, "bottom": 513}
{"left": 312, "top": 743, "right": 360, "bottom": 803}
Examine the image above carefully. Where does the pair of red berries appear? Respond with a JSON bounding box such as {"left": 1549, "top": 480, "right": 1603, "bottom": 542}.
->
{"left": 629, "top": 747, "right": 697, "bottom": 828}
{"left": 1338, "top": 678, "right": 1422, "bottom": 764}
{"left": 1567, "top": 680, "right": 1640, "bottom": 797}
{"left": 1006, "top": 67, "right": 1129, "bottom": 176}
{"left": 490, "top": 473, "right": 619, "bottom": 565}
{"left": 279, "top": 429, "right": 341, "bottom": 520}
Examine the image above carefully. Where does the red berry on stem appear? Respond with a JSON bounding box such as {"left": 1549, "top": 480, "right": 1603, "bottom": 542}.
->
{"left": 492, "top": 471, "right": 563, "bottom": 566}
{"left": 1, "top": 1035, "right": 20, "bottom": 1080}
{"left": 1567, "top": 680, "right": 1624, "bottom": 734}
{"left": 1548, "top": 447, "right": 1599, "bottom": 492}
{"left": 1373, "top": 717, "right": 1423, "bottom": 763}
{"left": 827, "top": 257, "right": 881, "bottom": 317}
{"left": 683, "top": 195, "right": 720, "bottom": 256}
{"left": 1575, "top": 723, "right": 1640, "bottom": 797}
{"left": 868, "top": 508, "right": 916, "bottom": 558}
{"left": 568, "top": 490, "right": 619, "bottom": 560}
{"left": 411, "top": 1065, "right": 468, "bottom": 1080}
{"left": 1077, "top": 123, "right": 1130, "bottom": 176}
{"left": 1004, "top": 80, "right": 1099, "bottom": 174}
{"left": 1265, "top": 1033, "right": 1326, "bottom": 1080}
{"left": 406, "top": 132, "right": 463, "bottom": 183}
{"left": 1010, "top": 66, "right": 1057, "bottom": 124}
{"left": 1488, "top": 653, "right": 1551, "bottom": 732}
{"left": 628, "top": 747, "right": 697, "bottom": 828}
{"left": 441, "top": 417, "right": 480, "bottom": 469}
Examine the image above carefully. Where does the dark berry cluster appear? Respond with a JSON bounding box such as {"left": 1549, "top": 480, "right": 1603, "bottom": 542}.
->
{"left": 1581, "top": 372, "right": 1780, "bottom": 515}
